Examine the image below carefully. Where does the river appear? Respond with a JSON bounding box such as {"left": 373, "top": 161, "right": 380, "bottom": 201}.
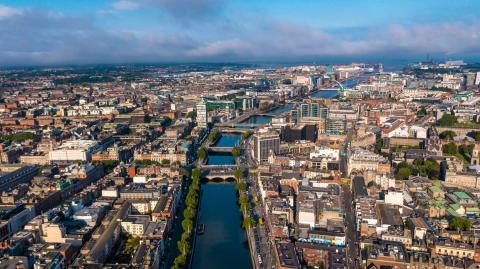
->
{"left": 191, "top": 184, "right": 252, "bottom": 269}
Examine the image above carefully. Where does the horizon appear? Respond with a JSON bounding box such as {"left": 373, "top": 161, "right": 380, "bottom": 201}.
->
{"left": 1, "top": 0, "right": 480, "bottom": 66}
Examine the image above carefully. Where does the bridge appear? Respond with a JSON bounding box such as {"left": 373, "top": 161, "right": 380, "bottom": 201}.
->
{"left": 199, "top": 165, "right": 238, "bottom": 181}
{"left": 208, "top": 146, "right": 234, "bottom": 153}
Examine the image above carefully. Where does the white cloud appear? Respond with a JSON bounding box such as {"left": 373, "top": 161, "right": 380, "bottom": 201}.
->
{"left": 0, "top": 5, "right": 22, "bottom": 19}
{"left": 112, "top": 0, "right": 140, "bottom": 11}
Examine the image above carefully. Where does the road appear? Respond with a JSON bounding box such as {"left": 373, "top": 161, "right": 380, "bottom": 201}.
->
{"left": 341, "top": 184, "right": 359, "bottom": 269}
{"left": 340, "top": 126, "right": 359, "bottom": 268}
{"left": 241, "top": 135, "right": 277, "bottom": 269}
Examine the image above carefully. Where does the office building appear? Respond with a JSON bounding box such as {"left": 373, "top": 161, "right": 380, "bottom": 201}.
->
{"left": 253, "top": 128, "right": 280, "bottom": 163}
{"left": 196, "top": 98, "right": 208, "bottom": 128}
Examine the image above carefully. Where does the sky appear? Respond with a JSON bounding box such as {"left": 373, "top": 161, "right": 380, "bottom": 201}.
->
{"left": 0, "top": 0, "right": 480, "bottom": 66}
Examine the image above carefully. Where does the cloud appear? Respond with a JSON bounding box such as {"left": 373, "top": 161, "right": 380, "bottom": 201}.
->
{"left": 112, "top": 0, "right": 140, "bottom": 11}
{"left": 0, "top": 5, "right": 22, "bottom": 19}
{"left": 0, "top": 5, "right": 479, "bottom": 66}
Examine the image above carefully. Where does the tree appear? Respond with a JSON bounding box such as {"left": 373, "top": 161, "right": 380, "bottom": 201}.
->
{"left": 395, "top": 167, "right": 412, "bottom": 180}
{"left": 241, "top": 130, "right": 253, "bottom": 140}
{"left": 161, "top": 159, "right": 171, "bottom": 165}
{"left": 234, "top": 169, "right": 245, "bottom": 180}
{"left": 124, "top": 236, "right": 140, "bottom": 255}
{"left": 186, "top": 111, "right": 196, "bottom": 119}
{"left": 374, "top": 138, "right": 384, "bottom": 154}
{"left": 242, "top": 217, "right": 256, "bottom": 229}
{"left": 448, "top": 217, "right": 471, "bottom": 231}
{"left": 178, "top": 238, "right": 191, "bottom": 256}
{"left": 439, "top": 130, "right": 457, "bottom": 140}
{"left": 208, "top": 130, "right": 221, "bottom": 143}
{"left": 180, "top": 168, "right": 190, "bottom": 178}
{"left": 442, "top": 142, "right": 458, "bottom": 156}
{"left": 183, "top": 207, "right": 195, "bottom": 220}
{"left": 459, "top": 144, "right": 475, "bottom": 162}
{"left": 231, "top": 147, "right": 241, "bottom": 157}
{"left": 416, "top": 108, "right": 427, "bottom": 116}
{"left": 173, "top": 251, "right": 187, "bottom": 266}
{"left": 424, "top": 158, "right": 440, "bottom": 180}
{"left": 438, "top": 114, "right": 457, "bottom": 126}
{"left": 235, "top": 182, "right": 248, "bottom": 192}
{"left": 197, "top": 147, "right": 208, "bottom": 160}
{"left": 182, "top": 219, "right": 193, "bottom": 233}
{"left": 192, "top": 168, "right": 201, "bottom": 181}
{"left": 467, "top": 131, "right": 480, "bottom": 142}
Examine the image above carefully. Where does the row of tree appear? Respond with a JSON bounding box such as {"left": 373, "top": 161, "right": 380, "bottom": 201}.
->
{"left": 172, "top": 168, "right": 202, "bottom": 269}
{"left": 236, "top": 182, "right": 256, "bottom": 229}
{"left": 0, "top": 132, "right": 35, "bottom": 142}
{"left": 208, "top": 130, "right": 221, "bottom": 143}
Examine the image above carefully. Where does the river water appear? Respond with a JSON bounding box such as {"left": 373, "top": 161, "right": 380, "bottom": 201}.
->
{"left": 191, "top": 184, "right": 252, "bottom": 269}
{"left": 212, "top": 134, "right": 241, "bottom": 147}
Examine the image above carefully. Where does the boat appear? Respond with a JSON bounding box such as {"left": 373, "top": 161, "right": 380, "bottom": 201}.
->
{"left": 197, "top": 224, "right": 205, "bottom": 235}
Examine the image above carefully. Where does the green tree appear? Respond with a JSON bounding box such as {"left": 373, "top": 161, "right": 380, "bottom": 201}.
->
{"left": 242, "top": 217, "right": 256, "bottom": 229}
{"left": 231, "top": 147, "right": 241, "bottom": 157}
{"left": 183, "top": 207, "right": 195, "bottom": 220}
{"left": 178, "top": 238, "right": 191, "bottom": 256}
{"left": 416, "top": 108, "right": 427, "bottom": 116}
{"left": 241, "top": 130, "right": 253, "bottom": 140}
{"left": 424, "top": 158, "right": 440, "bottom": 180}
{"left": 197, "top": 147, "right": 208, "bottom": 160}
{"left": 161, "top": 159, "right": 171, "bottom": 165}
{"left": 374, "top": 138, "right": 384, "bottom": 154}
{"left": 467, "top": 131, "right": 480, "bottom": 142}
{"left": 459, "top": 144, "right": 475, "bottom": 162}
{"left": 192, "top": 168, "right": 201, "bottom": 181}
{"left": 448, "top": 217, "right": 471, "bottom": 231}
{"left": 439, "top": 130, "right": 457, "bottom": 140}
{"left": 234, "top": 169, "right": 245, "bottom": 180}
{"left": 395, "top": 167, "right": 412, "bottom": 180}
{"left": 181, "top": 219, "right": 193, "bottom": 233}
{"left": 186, "top": 111, "right": 196, "bottom": 119}
{"left": 172, "top": 254, "right": 186, "bottom": 269}
{"left": 235, "top": 182, "right": 248, "bottom": 192}
{"left": 208, "top": 130, "right": 221, "bottom": 143}
{"left": 438, "top": 114, "right": 457, "bottom": 126}
{"left": 442, "top": 142, "right": 458, "bottom": 156}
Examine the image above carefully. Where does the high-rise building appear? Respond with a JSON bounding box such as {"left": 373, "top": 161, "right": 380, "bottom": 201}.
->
{"left": 290, "top": 101, "right": 328, "bottom": 126}
{"left": 326, "top": 117, "right": 347, "bottom": 134}
{"left": 253, "top": 128, "right": 280, "bottom": 163}
{"left": 196, "top": 99, "right": 208, "bottom": 128}
{"left": 475, "top": 72, "right": 480, "bottom": 86}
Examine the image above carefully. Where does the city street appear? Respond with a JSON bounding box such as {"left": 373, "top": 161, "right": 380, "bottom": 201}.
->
{"left": 341, "top": 184, "right": 359, "bottom": 269}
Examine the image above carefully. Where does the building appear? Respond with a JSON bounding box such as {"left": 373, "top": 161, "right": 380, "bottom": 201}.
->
{"left": 253, "top": 128, "right": 280, "bottom": 163}
{"left": 48, "top": 140, "right": 102, "bottom": 163}
{"left": 0, "top": 165, "right": 40, "bottom": 193}
{"left": 196, "top": 98, "right": 208, "bottom": 128}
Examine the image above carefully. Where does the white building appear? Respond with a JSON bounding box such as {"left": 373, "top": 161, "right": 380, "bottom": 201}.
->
{"left": 196, "top": 99, "right": 208, "bottom": 128}
{"left": 385, "top": 190, "right": 404, "bottom": 207}
{"left": 121, "top": 215, "right": 150, "bottom": 236}
{"left": 48, "top": 140, "right": 101, "bottom": 162}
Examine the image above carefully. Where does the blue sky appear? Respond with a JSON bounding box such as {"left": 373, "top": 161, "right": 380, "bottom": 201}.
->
{"left": 0, "top": 0, "right": 479, "bottom": 65}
